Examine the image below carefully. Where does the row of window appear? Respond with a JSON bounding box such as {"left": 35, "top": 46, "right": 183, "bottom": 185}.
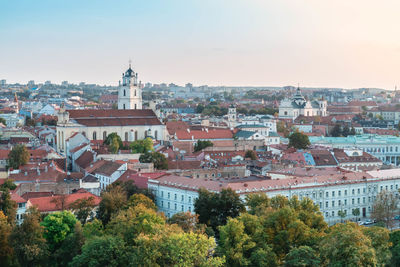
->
{"left": 88, "top": 130, "right": 158, "bottom": 141}
{"left": 160, "top": 191, "right": 193, "bottom": 203}
{"left": 160, "top": 201, "right": 192, "bottom": 212}
{"left": 302, "top": 184, "right": 397, "bottom": 200}
{"left": 321, "top": 196, "right": 376, "bottom": 209}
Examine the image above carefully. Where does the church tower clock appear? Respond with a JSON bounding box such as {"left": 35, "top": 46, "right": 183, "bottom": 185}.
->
{"left": 118, "top": 62, "right": 142, "bottom": 110}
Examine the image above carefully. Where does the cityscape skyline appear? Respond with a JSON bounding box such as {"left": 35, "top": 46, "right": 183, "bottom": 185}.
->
{"left": 1, "top": 0, "right": 400, "bottom": 89}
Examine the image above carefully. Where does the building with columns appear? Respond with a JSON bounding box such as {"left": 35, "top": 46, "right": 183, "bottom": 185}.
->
{"left": 56, "top": 65, "right": 165, "bottom": 154}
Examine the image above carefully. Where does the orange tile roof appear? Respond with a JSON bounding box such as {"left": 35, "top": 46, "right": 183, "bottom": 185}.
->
{"left": 28, "top": 191, "right": 101, "bottom": 212}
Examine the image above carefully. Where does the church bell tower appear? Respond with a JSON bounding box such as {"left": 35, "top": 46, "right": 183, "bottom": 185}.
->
{"left": 118, "top": 62, "right": 142, "bottom": 110}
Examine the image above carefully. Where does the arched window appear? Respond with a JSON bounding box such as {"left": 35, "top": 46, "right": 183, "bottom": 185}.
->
{"left": 93, "top": 131, "right": 97, "bottom": 140}
{"left": 103, "top": 131, "right": 107, "bottom": 140}
{"left": 134, "top": 90, "right": 136, "bottom": 96}
{"left": 123, "top": 104, "right": 126, "bottom": 110}
{"left": 135, "top": 104, "right": 137, "bottom": 109}
{"left": 125, "top": 132, "right": 128, "bottom": 142}
{"left": 135, "top": 131, "right": 138, "bottom": 141}
{"left": 155, "top": 130, "right": 158, "bottom": 140}
{"left": 123, "top": 89, "right": 126, "bottom": 96}
{"left": 82, "top": 131, "right": 86, "bottom": 137}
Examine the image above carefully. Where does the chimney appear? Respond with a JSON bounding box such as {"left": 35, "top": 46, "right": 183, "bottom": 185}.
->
{"left": 45, "top": 165, "right": 48, "bottom": 172}
{"left": 187, "top": 128, "right": 190, "bottom": 133}
{"left": 205, "top": 128, "right": 208, "bottom": 133}
{"left": 36, "top": 168, "right": 40, "bottom": 175}
{"left": 24, "top": 171, "right": 27, "bottom": 176}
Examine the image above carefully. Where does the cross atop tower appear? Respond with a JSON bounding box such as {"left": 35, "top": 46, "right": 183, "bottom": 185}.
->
{"left": 128, "top": 59, "right": 132, "bottom": 68}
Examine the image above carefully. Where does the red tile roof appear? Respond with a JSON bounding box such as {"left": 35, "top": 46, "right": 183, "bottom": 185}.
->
{"left": 75, "top": 150, "right": 95, "bottom": 169}
{"left": 175, "top": 129, "right": 233, "bottom": 140}
{"left": 10, "top": 193, "right": 27, "bottom": 203}
{"left": 67, "top": 109, "right": 162, "bottom": 126}
{"left": 28, "top": 191, "right": 101, "bottom": 213}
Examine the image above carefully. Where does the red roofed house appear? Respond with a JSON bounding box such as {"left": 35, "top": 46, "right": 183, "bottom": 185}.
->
{"left": 172, "top": 128, "right": 234, "bottom": 153}
{"left": 27, "top": 190, "right": 101, "bottom": 215}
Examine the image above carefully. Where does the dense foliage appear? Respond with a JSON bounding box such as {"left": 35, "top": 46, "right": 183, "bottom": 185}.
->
{"left": 1, "top": 179, "right": 399, "bottom": 266}
{"left": 194, "top": 140, "right": 214, "bottom": 152}
{"left": 7, "top": 144, "right": 30, "bottom": 170}
{"left": 288, "top": 131, "right": 310, "bottom": 149}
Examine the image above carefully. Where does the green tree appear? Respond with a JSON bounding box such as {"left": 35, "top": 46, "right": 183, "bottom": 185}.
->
{"left": 82, "top": 219, "right": 104, "bottom": 240}
{"left": 104, "top": 133, "right": 123, "bottom": 148}
{"left": 319, "top": 223, "right": 377, "bottom": 267}
{"left": 330, "top": 124, "right": 342, "bottom": 137}
{"left": 352, "top": 208, "right": 360, "bottom": 222}
{"left": 245, "top": 150, "right": 257, "bottom": 160}
{"left": 41, "top": 210, "right": 78, "bottom": 251}
{"left": 194, "top": 188, "right": 245, "bottom": 234}
{"left": 0, "top": 117, "right": 6, "bottom": 126}
{"left": 371, "top": 190, "right": 399, "bottom": 229}
{"left": 69, "top": 196, "right": 96, "bottom": 225}
{"left": 193, "top": 140, "right": 214, "bottom": 152}
{"left": 284, "top": 246, "right": 320, "bottom": 267}
{"left": 338, "top": 209, "right": 346, "bottom": 223}
{"left": 53, "top": 222, "right": 85, "bottom": 267}
{"left": 342, "top": 125, "right": 350, "bottom": 137}
{"left": 0, "top": 187, "right": 17, "bottom": 224}
{"left": 106, "top": 204, "right": 165, "bottom": 245}
{"left": 127, "top": 193, "right": 157, "bottom": 211}
{"left": 10, "top": 207, "right": 49, "bottom": 266}
{"left": 97, "top": 185, "right": 127, "bottom": 225}
{"left": 288, "top": 132, "right": 310, "bottom": 149}
{"left": 168, "top": 212, "right": 202, "bottom": 233}
{"left": 129, "top": 137, "right": 154, "bottom": 153}
{"left": 110, "top": 136, "right": 120, "bottom": 154}
{"left": 7, "top": 144, "right": 30, "bottom": 169}
{"left": 196, "top": 104, "right": 205, "bottom": 113}
{"left": 389, "top": 230, "right": 400, "bottom": 266}
{"left": 277, "top": 121, "right": 290, "bottom": 138}
{"left": 0, "top": 179, "right": 17, "bottom": 191}
{"left": 0, "top": 211, "right": 13, "bottom": 264}
{"left": 70, "top": 235, "right": 129, "bottom": 267}
{"left": 132, "top": 230, "right": 225, "bottom": 266}
{"left": 362, "top": 226, "right": 391, "bottom": 267}
{"left": 139, "top": 152, "right": 168, "bottom": 169}
{"left": 350, "top": 127, "right": 356, "bottom": 136}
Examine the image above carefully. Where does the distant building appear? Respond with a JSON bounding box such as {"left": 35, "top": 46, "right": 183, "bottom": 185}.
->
{"left": 0, "top": 79, "right": 6, "bottom": 86}
{"left": 279, "top": 87, "right": 327, "bottom": 119}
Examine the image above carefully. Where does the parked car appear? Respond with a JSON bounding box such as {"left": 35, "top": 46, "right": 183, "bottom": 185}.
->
{"left": 394, "top": 215, "right": 400, "bottom": 220}
{"left": 357, "top": 221, "right": 365, "bottom": 226}
{"left": 364, "top": 219, "right": 374, "bottom": 225}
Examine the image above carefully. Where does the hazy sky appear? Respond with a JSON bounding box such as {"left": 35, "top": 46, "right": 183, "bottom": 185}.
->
{"left": 1, "top": 0, "right": 400, "bottom": 89}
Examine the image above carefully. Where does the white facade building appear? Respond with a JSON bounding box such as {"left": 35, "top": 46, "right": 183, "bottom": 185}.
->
{"left": 279, "top": 87, "right": 327, "bottom": 119}
{"left": 148, "top": 170, "right": 400, "bottom": 224}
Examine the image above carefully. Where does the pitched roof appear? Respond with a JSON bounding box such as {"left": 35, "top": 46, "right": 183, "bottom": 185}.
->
{"left": 28, "top": 191, "right": 101, "bottom": 212}
{"left": 91, "top": 161, "right": 124, "bottom": 176}
{"left": 75, "top": 150, "right": 95, "bottom": 169}
{"left": 175, "top": 129, "right": 233, "bottom": 140}
{"left": 67, "top": 109, "right": 162, "bottom": 126}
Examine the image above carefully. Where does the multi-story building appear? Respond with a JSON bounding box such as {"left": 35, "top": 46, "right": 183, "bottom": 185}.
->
{"left": 308, "top": 134, "right": 400, "bottom": 166}
{"left": 148, "top": 169, "right": 400, "bottom": 224}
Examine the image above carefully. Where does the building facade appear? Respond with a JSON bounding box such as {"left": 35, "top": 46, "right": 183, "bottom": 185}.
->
{"left": 279, "top": 87, "right": 327, "bottom": 119}
{"left": 148, "top": 170, "right": 400, "bottom": 224}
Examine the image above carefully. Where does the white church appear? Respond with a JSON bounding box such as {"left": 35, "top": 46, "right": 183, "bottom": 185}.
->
{"left": 56, "top": 64, "right": 166, "bottom": 154}
{"left": 278, "top": 87, "right": 327, "bottom": 120}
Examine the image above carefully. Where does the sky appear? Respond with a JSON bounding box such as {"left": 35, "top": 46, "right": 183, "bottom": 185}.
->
{"left": 0, "top": 0, "right": 400, "bottom": 89}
